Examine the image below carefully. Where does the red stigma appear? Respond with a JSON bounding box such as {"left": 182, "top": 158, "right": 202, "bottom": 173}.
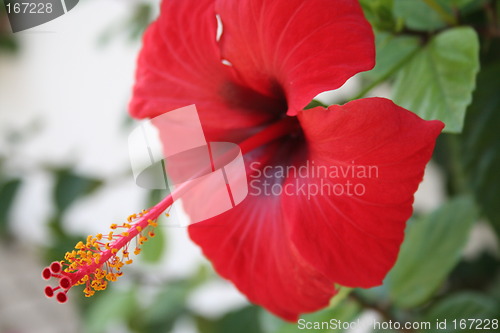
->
{"left": 50, "top": 261, "right": 62, "bottom": 274}
{"left": 56, "top": 292, "right": 68, "bottom": 303}
{"left": 60, "top": 277, "right": 71, "bottom": 289}
{"left": 42, "top": 263, "right": 73, "bottom": 301}
{"left": 44, "top": 286, "right": 54, "bottom": 298}
{"left": 42, "top": 267, "right": 52, "bottom": 280}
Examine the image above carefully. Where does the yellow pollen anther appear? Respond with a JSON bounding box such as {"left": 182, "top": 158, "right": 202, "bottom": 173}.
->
{"left": 106, "top": 273, "right": 117, "bottom": 282}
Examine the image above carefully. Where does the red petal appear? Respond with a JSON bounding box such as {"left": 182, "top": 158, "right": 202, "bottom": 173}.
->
{"left": 131, "top": 0, "right": 375, "bottom": 141}
{"left": 285, "top": 98, "right": 444, "bottom": 287}
{"left": 188, "top": 142, "right": 336, "bottom": 321}
{"left": 189, "top": 98, "right": 443, "bottom": 320}
{"left": 216, "top": 0, "right": 375, "bottom": 115}
{"left": 130, "top": 0, "right": 278, "bottom": 142}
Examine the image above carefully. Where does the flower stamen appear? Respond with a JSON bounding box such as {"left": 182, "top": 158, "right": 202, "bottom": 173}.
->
{"left": 42, "top": 208, "right": 167, "bottom": 303}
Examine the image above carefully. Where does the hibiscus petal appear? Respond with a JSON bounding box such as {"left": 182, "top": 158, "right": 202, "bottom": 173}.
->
{"left": 285, "top": 98, "right": 444, "bottom": 287}
{"left": 215, "top": 0, "right": 375, "bottom": 115}
{"left": 189, "top": 99, "right": 443, "bottom": 320}
{"left": 130, "top": 0, "right": 280, "bottom": 142}
{"left": 131, "top": 0, "right": 375, "bottom": 139}
{"left": 188, "top": 141, "right": 336, "bottom": 321}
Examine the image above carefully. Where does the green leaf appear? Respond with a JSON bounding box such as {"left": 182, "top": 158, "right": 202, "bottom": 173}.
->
{"left": 200, "top": 306, "right": 264, "bottom": 333}
{"left": 387, "top": 196, "right": 478, "bottom": 308}
{"left": 392, "top": 27, "right": 480, "bottom": 133}
{"left": 393, "top": 0, "right": 477, "bottom": 31}
{"left": 305, "top": 99, "right": 327, "bottom": 109}
{"left": 372, "top": 32, "right": 421, "bottom": 79}
{"left": 0, "top": 178, "right": 21, "bottom": 239}
{"left": 356, "top": 284, "right": 390, "bottom": 305}
{"left": 361, "top": 31, "right": 421, "bottom": 83}
{"left": 462, "top": 64, "right": 500, "bottom": 236}
{"left": 84, "top": 287, "right": 138, "bottom": 333}
{"left": 423, "top": 293, "right": 499, "bottom": 333}
{"left": 393, "top": 0, "right": 447, "bottom": 31}
{"left": 53, "top": 168, "right": 103, "bottom": 212}
{"left": 359, "top": 0, "right": 402, "bottom": 32}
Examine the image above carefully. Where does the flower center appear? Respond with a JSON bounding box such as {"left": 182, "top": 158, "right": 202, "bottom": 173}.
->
{"left": 221, "top": 79, "right": 289, "bottom": 121}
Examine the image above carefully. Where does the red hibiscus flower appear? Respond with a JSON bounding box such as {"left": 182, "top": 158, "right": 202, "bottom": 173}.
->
{"left": 129, "top": 0, "right": 444, "bottom": 321}
{"left": 41, "top": 0, "right": 444, "bottom": 321}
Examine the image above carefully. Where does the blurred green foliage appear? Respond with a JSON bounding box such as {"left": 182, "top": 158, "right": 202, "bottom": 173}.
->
{"left": 0, "top": 3, "right": 18, "bottom": 53}
{"left": 140, "top": 189, "right": 167, "bottom": 263}
{"left": 461, "top": 64, "right": 500, "bottom": 236}
{"left": 386, "top": 196, "right": 478, "bottom": 308}
{"left": 53, "top": 168, "right": 103, "bottom": 212}
{"left": 98, "top": 2, "right": 155, "bottom": 45}
{"left": 0, "top": 177, "right": 21, "bottom": 240}
{"left": 422, "top": 292, "right": 499, "bottom": 332}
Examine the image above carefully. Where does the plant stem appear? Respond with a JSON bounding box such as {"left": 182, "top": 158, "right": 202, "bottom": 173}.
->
{"left": 349, "top": 292, "right": 415, "bottom": 333}
{"left": 329, "top": 287, "right": 353, "bottom": 308}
